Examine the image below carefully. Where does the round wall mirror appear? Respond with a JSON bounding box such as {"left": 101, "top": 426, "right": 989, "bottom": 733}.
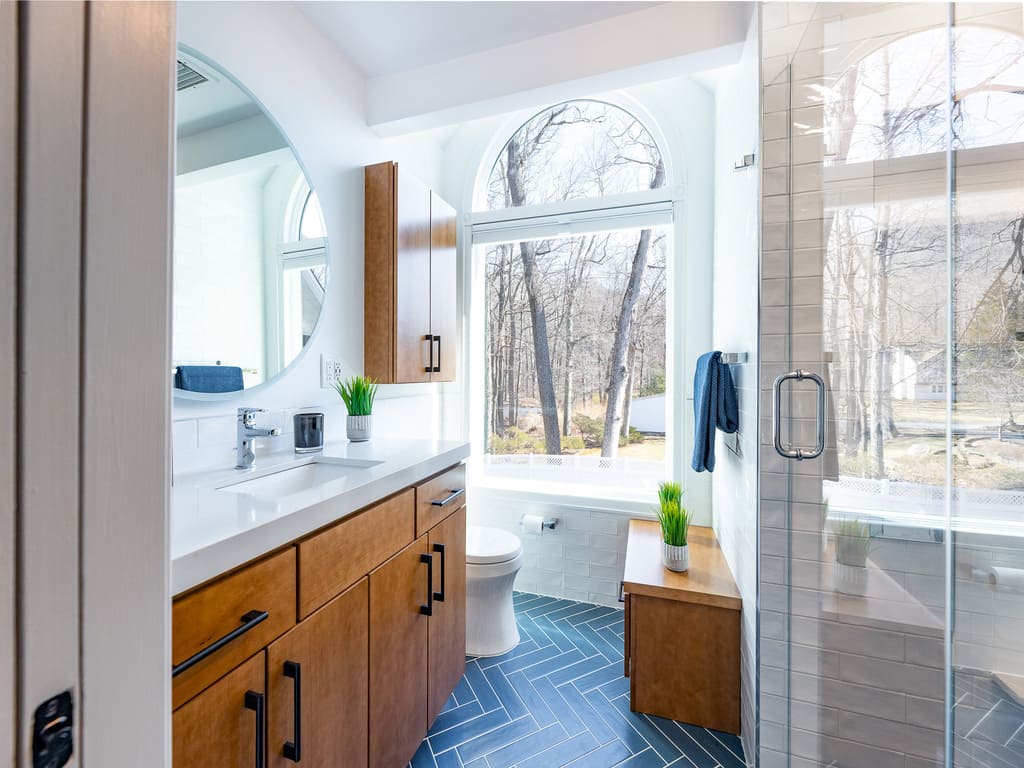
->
{"left": 173, "top": 47, "right": 328, "bottom": 398}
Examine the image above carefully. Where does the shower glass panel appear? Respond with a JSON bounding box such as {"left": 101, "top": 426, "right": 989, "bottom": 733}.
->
{"left": 950, "top": 5, "right": 1024, "bottom": 768}
{"left": 759, "top": 4, "right": 1024, "bottom": 768}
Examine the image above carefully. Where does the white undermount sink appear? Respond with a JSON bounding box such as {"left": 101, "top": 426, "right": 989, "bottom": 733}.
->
{"left": 218, "top": 458, "right": 383, "bottom": 499}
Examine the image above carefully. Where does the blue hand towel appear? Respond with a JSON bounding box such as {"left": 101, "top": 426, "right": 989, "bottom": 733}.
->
{"left": 691, "top": 351, "right": 738, "bottom": 473}
{"left": 175, "top": 365, "right": 244, "bottom": 393}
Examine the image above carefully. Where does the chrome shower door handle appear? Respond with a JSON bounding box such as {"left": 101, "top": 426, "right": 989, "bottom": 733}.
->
{"left": 772, "top": 369, "right": 826, "bottom": 461}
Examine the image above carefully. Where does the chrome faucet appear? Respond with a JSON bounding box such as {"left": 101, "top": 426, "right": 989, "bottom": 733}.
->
{"left": 236, "top": 407, "right": 281, "bottom": 469}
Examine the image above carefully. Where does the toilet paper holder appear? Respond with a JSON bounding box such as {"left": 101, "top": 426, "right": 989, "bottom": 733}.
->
{"left": 520, "top": 514, "right": 558, "bottom": 531}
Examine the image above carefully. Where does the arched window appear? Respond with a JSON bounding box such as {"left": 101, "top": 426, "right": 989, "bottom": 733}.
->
{"left": 486, "top": 100, "right": 665, "bottom": 209}
{"left": 475, "top": 100, "right": 671, "bottom": 496}
{"left": 825, "top": 26, "right": 1024, "bottom": 163}
{"left": 277, "top": 180, "right": 327, "bottom": 366}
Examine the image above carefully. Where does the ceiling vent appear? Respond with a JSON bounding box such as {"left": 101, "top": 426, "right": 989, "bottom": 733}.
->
{"left": 176, "top": 60, "right": 208, "bottom": 92}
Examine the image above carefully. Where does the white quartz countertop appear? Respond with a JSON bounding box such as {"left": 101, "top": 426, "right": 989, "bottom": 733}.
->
{"left": 171, "top": 438, "right": 470, "bottom": 596}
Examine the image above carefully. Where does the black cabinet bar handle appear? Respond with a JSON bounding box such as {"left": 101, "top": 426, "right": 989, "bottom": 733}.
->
{"left": 433, "top": 335, "right": 442, "bottom": 373}
{"left": 424, "top": 334, "right": 434, "bottom": 373}
{"left": 172, "top": 610, "right": 268, "bottom": 677}
{"left": 283, "top": 661, "right": 302, "bottom": 762}
{"left": 433, "top": 543, "right": 446, "bottom": 603}
{"left": 430, "top": 488, "right": 465, "bottom": 507}
{"left": 244, "top": 690, "right": 266, "bottom": 768}
{"left": 420, "top": 553, "right": 434, "bottom": 616}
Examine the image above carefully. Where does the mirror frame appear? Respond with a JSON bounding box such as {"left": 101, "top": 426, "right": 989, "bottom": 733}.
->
{"left": 173, "top": 44, "right": 330, "bottom": 402}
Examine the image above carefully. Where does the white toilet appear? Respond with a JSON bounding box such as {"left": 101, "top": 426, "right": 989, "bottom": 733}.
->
{"left": 466, "top": 525, "right": 524, "bottom": 656}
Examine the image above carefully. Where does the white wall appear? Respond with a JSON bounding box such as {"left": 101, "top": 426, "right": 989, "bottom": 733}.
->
{"left": 710, "top": 11, "right": 761, "bottom": 763}
{"left": 173, "top": 2, "right": 453, "bottom": 473}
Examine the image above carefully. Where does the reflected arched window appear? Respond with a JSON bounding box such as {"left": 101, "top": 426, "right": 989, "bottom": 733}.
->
{"left": 826, "top": 27, "right": 1024, "bottom": 163}
{"left": 298, "top": 189, "right": 326, "bottom": 240}
{"left": 486, "top": 100, "right": 665, "bottom": 209}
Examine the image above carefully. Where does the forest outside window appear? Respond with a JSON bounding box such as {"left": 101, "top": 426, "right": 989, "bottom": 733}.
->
{"left": 476, "top": 100, "right": 671, "bottom": 499}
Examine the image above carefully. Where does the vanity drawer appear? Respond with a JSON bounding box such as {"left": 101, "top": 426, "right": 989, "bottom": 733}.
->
{"left": 172, "top": 547, "right": 296, "bottom": 710}
{"left": 415, "top": 464, "right": 466, "bottom": 536}
{"left": 298, "top": 488, "right": 415, "bottom": 619}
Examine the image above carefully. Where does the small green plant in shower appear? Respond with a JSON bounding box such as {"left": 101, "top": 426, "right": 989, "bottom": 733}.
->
{"left": 333, "top": 375, "right": 378, "bottom": 416}
{"left": 835, "top": 517, "right": 871, "bottom": 568}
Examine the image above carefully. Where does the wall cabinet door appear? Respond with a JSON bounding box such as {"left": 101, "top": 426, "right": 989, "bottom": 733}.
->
{"left": 429, "top": 191, "right": 457, "bottom": 383}
{"left": 173, "top": 651, "right": 266, "bottom": 768}
{"left": 369, "top": 537, "right": 430, "bottom": 768}
{"left": 268, "top": 578, "right": 369, "bottom": 768}
{"left": 365, "top": 162, "right": 458, "bottom": 384}
{"left": 427, "top": 505, "right": 467, "bottom": 726}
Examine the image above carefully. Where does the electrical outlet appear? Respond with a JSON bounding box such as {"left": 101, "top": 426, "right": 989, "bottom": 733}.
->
{"left": 320, "top": 355, "right": 343, "bottom": 389}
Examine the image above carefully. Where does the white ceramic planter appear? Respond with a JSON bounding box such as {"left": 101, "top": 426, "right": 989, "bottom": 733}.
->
{"left": 346, "top": 414, "right": 372, "bottom": 442}
{"left": 833, "top": 560, "right": 868, "bottom": 596}
{"left": 662, "top": 542, "right": 690, "bottom": 572}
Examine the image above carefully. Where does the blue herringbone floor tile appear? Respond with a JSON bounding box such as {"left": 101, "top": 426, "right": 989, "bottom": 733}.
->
{"left": 409, "top": 592, "right": 747, "bottom": 768}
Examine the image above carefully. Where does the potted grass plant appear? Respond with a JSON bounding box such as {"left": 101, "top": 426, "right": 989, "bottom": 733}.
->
{"left": 833, "top": 516, "right": 871, "bottom": 595}
{"left": 334, "top": 375, "right": 378, "bottom": 442}
{"left": 657, "top": 482, "right": 692, "bottom": 572}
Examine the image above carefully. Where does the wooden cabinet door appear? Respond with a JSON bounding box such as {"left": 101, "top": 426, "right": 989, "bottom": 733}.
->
{"left": 173, "top": 652, "right": 265, "bottom": 768}
{"left": 268, "top": 578, "right": 369, "bottom": 768}
{"left": 395, "top": 168, "right": 432, "bottom": 383}
{"left": 369, "top": 537, "right": 430, "bottom": 768}
{"left": 429, "top": 191, "right": 457, "bottom": 382}
{"left": 426, "top": 505, "right": 467, "bottom": 726}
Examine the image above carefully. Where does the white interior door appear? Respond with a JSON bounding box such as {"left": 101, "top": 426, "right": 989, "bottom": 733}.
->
{"left": 1, "top": 2, "right": 17, "bottom": 765}
{"left": 13, "top": 2, "right": 174, "bottom": 765}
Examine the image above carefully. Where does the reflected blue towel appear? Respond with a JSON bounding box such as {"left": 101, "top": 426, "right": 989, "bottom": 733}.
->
{"left": 691, "top": 351, "right": 738, "bottom": 473}
{"left": 175, "top": 365, "right": 244, "bottom": 393}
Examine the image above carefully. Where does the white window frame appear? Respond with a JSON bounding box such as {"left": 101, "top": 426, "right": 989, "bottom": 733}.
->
{"left": 464, "top": 185, "right": 686, "bottom": 508}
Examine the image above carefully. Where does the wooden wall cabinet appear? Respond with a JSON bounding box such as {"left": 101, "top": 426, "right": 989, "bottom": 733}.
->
{"left": 365, "top": 161, "right": 457, "bottom": 383}
{"left": 172, "top": 464, "right": 467, "bottom": 768}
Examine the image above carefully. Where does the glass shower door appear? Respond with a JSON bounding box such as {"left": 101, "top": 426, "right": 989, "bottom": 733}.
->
{"left": 759, "top": 4, "right": 1024, "bottom": 767}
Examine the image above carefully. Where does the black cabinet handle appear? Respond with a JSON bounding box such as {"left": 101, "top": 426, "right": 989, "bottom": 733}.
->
{"left": 283, "top": 661, "right": 302, "bottom": 762}
{"left": 432, "top": 335, "right": 442, "bottom": 373}
{"left": 430, "top": 488, "right": 465, "bottom": 507}
{"left": 244, "top": 690, "right": 265, "bottom": 768}
{"left": 172, "top": 610, "right": 268, "bottom": 677}
{"left": 420, "top": 553, "right": 434, "bottom": 616}
{"left": 424, "top": 334, "right": 434, "bottom": 373}
{"left": 433, "top": 543, "right": 446, "bottom": 603}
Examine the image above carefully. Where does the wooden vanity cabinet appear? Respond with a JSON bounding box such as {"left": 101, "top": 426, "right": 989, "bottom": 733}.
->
{"left": 368, "top": 471, "right": 467, "bottom": 768}
{"left": 172, "top": 463, "right": 467, "bottom": 768}
{"left": 364, "top": 161, "right": 458, "bottom": 384}
{"left": 426, "top": 505, "right": 467, "bottom": 725}
{"left": 267, "top": 579, "right": 369, "bottom": 768}
{"left": 173, "top": 652, "right": 266, "bottom": 768}
{"left": 368, "top": 538, "right": 431, "bottom": 768}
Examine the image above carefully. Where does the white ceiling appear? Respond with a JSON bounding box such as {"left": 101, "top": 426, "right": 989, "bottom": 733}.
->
{"left": 295, "top": 1, "right": 663, "bottom": 78}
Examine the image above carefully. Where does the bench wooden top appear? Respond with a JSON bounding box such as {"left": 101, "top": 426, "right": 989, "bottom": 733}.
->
{"left": 623, "top": 520, "right": 742, "bottom": 611}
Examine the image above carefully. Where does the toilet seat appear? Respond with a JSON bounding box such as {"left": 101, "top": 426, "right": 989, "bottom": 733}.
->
{"left": 467, "top": 525, "right": 522, "bottom": 565}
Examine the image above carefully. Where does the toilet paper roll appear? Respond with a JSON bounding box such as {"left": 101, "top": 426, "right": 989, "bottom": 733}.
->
{"left": 521, "top": 514, "right": 546, "bottom": 536}
{"left": 989, "top": 566, "right": 1024, "bottom": 592}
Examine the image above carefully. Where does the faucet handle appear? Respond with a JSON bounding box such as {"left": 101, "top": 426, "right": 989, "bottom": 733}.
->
{"left": 238, "top": 407, "right": 266, "bottom": 416}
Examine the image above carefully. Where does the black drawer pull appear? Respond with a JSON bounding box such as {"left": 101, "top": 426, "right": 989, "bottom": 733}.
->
{"left": 171, "top": 610, "right": 268, "bottom": 677}
{"left": 432, "top": 335, "right": 442, "bottom": 373}
{"left": 433, "top": 543, "right": 446, "bottom": 603}
{"left": 283, "top": 661, "right": 302, "bottom": 762}
{"left": 430, "top": 488, "right": 465, "bottom": 507}
{"left": 244, "top": 690, "right": 266, "bottom": 768}
{"left": 420, "top": 553, "right": 434, "bottom": 616}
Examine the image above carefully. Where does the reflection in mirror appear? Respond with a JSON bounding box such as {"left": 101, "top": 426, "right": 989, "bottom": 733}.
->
{"left": 173, "top": 49, "right": 328, "bottom": 395}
